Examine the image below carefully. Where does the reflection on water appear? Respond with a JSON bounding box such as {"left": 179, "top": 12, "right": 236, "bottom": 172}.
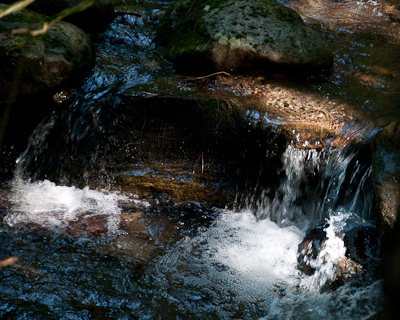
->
{"left": 80, "top": 3, "right": 176, "bottom": 102}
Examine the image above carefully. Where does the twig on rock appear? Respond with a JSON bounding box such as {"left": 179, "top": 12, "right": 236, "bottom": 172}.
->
{"left": 185, "top": 71, "right": 232, "bottom": 81}
{"left": 115, "top": 12, "right": 142, "bottom": 17}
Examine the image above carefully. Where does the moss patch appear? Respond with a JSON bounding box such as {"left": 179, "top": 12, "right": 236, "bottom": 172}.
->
{"left": 155, "top": 0, "right": 228, "bottom": 60}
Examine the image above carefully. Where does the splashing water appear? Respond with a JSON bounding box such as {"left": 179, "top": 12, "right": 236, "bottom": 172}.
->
{"left": 5, "top": 179, "right": 130, "bottom": 235}
{"left": 148, "top": 208, "right": 382, "bottom": 319}
{"left": 300, "top": 211, "right": 349, "bottom": 291}
{"left": 0, "top": 140, "right": 382, "bottom": 319}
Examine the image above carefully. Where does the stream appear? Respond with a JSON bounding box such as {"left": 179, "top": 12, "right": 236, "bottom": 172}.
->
{"left": 1, "top": 0, "right": 400, "bottom": 319}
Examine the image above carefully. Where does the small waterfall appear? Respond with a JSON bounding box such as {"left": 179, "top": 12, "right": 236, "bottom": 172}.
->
{"left": 6, "top": 90, "right": 131, "bottom": 236}
{"left": 315, "top": 147, "right": 374, "bottom": 221}
{"left": 12, "top": 88, "right": 122, "bottom": 186}
{"left": 1, "top": 125, "right": 383, "bottom": 319}
{"left": 148, "top": 141, "right": 382, "bottom": 318}
{"left": 233, "top": 142, "right": 379, "bottom": 293}
{"left": 239, "top": 144, "right": 375, "bottom": 230}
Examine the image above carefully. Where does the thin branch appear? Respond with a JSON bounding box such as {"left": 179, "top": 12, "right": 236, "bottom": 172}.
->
{"left": 10, "top": 0, "right": 95, "bottom": 36}
{"left": 115, "top": 11, "right": 142, "bottom": 17}
{"left": 0, "top": 0, "right": 35, "bottom": 19}
{"left": 185, "top": 71, "right": 232, "bottom": 81}
{"left": 193, "top": 152, "right": 205, "bottom": 174}
{"left": 0, "top": 256, "right": 19, "bottom": 267}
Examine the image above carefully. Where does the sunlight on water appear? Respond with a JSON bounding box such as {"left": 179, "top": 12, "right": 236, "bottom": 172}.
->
{"left": 154, "top": 206, "right": 383, "bottom": 319}
{"left": 190, "top": 209, "right": 348, "bottom": 293}
{"left": 205, "top": 210, "right": 304, "bottom": 286}
{"left": 143, "top": 143, "right": 383, "bottom": 318}
{"left": 5, "top": 179, "right": 131, "bottom": 235}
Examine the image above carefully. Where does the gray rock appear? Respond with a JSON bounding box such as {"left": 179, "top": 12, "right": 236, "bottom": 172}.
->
{"left": 155, "top": 0, "right": 333, "bottom": 74}
{"left": 0, "top": 5, "right": 95, "bottom": 102}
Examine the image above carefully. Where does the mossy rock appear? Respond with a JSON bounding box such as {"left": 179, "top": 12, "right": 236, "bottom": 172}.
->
{"left": 155, "top": 0, "right": 333, "bottom": 75}
{"left": 372, "top": 121, "right": 400, "bottom": 230}
{"left": 0, "top": 5, "right": 95, "bottom": 102}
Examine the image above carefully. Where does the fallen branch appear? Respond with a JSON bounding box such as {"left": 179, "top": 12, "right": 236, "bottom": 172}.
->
{"left": 185, "top": 71, "right": 232, "bottom": 81}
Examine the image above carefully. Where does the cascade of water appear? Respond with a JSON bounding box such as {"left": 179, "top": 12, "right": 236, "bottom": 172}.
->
{"left": 268, "top": 145, "right": 320, "bottom": 228}
{"left": 148, "top": 141, "right": 381, "bottom": 318}
{"left": 12, "top": 87, "right": 123, "bottom": 186}
{"left": 13, "top": 114, "right": 57, "bottom": 181}
{"left": 6, "top": 90, "right": 130, "bottom": 236}
{"left": 315, "top": 148, "right": 354, "bottom": 220}
{"left": 315, "top": 148, "right": 374, "bottom": 221}
{"left": 246, "top": 143, "right": 374, "bottom": 229}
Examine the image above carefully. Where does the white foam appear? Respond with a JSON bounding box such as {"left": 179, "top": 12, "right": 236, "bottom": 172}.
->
{"left": 6, "top": 179, "right": 130, "bottom": 235}
{"left": 186, "top": 209, "right": 351, "bottom": 293}
{"left": 199, "top": 210, "right": 304, "bottom": 287}
{"left": 301, "top": 211, "right": 349, "bottom": 291}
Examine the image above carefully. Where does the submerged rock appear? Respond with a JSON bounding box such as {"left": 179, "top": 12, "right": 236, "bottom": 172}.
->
{"left": 0, "top": 5, "right": 95, "bottom": 102}
{"left": 155, "top": 0, "right": 333, "bottom": 75}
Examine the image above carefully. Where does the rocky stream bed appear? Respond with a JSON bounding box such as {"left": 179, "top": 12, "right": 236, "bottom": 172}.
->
{"left": 1, "top": 0, "right": 400, "bottom": 319}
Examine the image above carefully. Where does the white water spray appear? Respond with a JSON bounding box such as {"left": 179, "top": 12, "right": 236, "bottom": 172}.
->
{"left": 300, "top": 211, "right": 350, "bottom": 291}
{"left": 5, "top": 179, "right": 131, "bottom": 235}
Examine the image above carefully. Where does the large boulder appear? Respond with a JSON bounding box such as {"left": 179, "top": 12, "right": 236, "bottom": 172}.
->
{"left": 155, "top": 0, "right": 333, "bottom": 75}
{"left": 0, "top": 5, "right": 95, "bottom": 102}
{"left": 372, "top": 121, "right": 400, "bottom": 230}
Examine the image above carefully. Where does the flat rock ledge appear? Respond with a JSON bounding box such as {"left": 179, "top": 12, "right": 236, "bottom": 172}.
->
{"left": 0, "top": 5, "right": 95, "bottom": 102}
{"left": 155, "top": 0, "right": 333, "bottom": 75}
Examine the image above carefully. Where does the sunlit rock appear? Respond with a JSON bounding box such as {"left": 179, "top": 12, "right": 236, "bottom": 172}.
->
{"left": 155, "top": 0, "right": 333, "bottom": 75}
{"left": 0, "top": 5, "right": 95, "bottom": 102}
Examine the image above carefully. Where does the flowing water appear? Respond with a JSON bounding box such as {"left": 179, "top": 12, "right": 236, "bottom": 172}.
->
{"left": 1, "top": 0, "right": 398, "bottom": 319}
{"left": 0, "top": 142, "right": 384, "bottom": 319}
